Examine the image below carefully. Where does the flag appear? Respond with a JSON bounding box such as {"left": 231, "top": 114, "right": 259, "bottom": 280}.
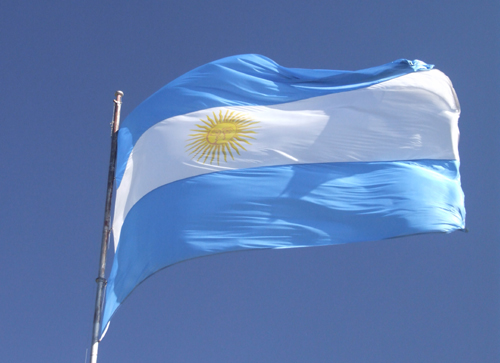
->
{"left": 101, "top": 54, "right": 465, "bottom": 334}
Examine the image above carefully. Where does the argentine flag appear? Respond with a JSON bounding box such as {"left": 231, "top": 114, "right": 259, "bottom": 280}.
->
{"left": 102, "top": 54, "right": 465, "bottom": 334}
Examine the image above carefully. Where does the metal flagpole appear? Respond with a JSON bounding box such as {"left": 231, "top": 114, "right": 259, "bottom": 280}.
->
{"left": 90, "top": 91, "right": 124, "bottom": 363}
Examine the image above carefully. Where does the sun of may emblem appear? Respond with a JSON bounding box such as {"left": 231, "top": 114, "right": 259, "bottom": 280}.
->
{"left": 186, "top": 110, "right": 259, "bottom": 165}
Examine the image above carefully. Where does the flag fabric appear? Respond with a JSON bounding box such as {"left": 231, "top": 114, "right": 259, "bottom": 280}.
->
{"left": 101, "top": 54, "right": 464, "bottom": 334}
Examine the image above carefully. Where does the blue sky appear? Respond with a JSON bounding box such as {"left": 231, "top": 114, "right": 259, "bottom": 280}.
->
{"left": 1, "top": 1, "right": 499, "bottom": 362}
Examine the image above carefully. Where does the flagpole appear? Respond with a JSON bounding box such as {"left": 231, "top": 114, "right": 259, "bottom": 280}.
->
{"left": 90, "top": 90, "right": 124, "bottom": 363}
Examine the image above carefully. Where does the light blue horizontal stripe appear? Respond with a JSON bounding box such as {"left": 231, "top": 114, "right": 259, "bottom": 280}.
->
{"left": 102, "top": 159, "right": 464, "bottom": 332}
{"left": 116, "top": 55, "right": 433, "bottom": 187}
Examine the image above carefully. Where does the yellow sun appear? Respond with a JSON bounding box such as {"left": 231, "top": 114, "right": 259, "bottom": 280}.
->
{"left": 186, "top": 110, "right": 259, "bottom": 165}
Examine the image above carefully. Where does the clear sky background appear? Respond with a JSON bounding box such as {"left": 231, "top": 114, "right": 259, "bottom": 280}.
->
{"left": 1, "top": 1, "right": 499, "bottom": 362}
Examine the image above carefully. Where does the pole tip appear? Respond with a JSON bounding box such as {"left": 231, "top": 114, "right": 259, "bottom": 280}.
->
{"left": 115, "top": 90, "right": 124, "bottom": 97}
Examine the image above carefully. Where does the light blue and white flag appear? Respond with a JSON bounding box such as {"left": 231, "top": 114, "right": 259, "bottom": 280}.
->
{"left": 101, "top": 54, "right": 465, "bottom": 335}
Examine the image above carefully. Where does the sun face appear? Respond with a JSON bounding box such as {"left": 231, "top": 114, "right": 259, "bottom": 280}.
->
{"left": 186, "top": 110, "right": 259, "bottom": 165}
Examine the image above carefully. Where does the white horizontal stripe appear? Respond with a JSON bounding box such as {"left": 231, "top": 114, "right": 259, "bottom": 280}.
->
{"left": 113, "top": 69, "right": 460, "bottom": 250}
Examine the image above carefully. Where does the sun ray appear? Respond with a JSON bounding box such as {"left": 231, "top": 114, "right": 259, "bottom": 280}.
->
{"left": 239, "top": 130, "right": 257, "bottom": 135}
{"left": 186, "top": 137, "right": 206, "bottom": 145}
{"left": 187, "top": 140, "right": 203, "bottom": 149}
{"left": 240, "top": 121, "right": 259, "bottom": 127}
{"left": 228, "top": 143, "right": 239, "bottom": 155}
{"left": 196, "top": 144, "right": 213, "bottom": 158}
{"left": 221, "top": 144, "right": 228, "bottom": 162}
{"left": 201, "top": 146, "right": 214, "bottom": 163}
{"left": 231, "top": 139, "right": 247, "bottom": 151}
{"left": 227, "top": 145, "right": 234, "bottom": 160}
{"left": 234, "top": 136, "right": 251, "bottom": 145}
{"left": 187, "top": 141, "right": 210, "bottom": 154}
{"left": 200, "top": 120, "right": 213, "bottom": 128}
{"left": 206, "top": 115, "right": 216, "bottom": 126}
{"left": 223, "top": 143, "right": 234, "bottom": 160}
